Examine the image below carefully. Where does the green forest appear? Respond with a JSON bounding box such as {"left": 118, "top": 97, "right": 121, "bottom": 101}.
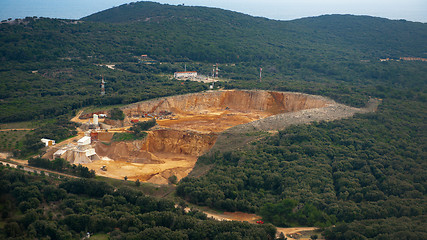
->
{"left": 0, "top": 165, "right": 276, "bottom": 239}
{"left": 0, "top": 1, "right": 426, "bottom": 239}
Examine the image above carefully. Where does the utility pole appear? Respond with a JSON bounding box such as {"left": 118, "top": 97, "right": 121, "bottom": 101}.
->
{"left": 259, "top": 67, "right": 262, "bottom": 82}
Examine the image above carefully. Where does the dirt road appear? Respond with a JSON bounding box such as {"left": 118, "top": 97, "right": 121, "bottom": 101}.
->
{"left": 0, "top": 128, "right": 34, "bottom": 131}
{"left": 0, "top": 159, "right": 78, "bottom": 179}
{"left": 70, "top": 110, "right": 85, "bottom": 123}
{"left": 202, "top": 210, "right": 320, "bottom": 239}
{"left": 276, "top": 227, "right": 320, "bottom": 240}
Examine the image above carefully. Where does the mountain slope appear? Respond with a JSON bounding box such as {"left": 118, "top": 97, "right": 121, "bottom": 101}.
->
{"left": 82, "top": 1, "right": 427, "bottom": 59}
{"left": 0, "top": 1, "right": 426, "bottom": 123}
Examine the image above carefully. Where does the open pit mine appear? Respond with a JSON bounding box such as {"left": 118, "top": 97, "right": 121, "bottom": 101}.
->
{"left": 44, "top": 90, "right": 378, "bottom": 184}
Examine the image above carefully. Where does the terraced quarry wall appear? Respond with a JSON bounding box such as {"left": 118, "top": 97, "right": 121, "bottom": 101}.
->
{"left": 81, "top": 90, "right": 378, "bottom": 184}
{"left": 122, "top": 90, "right": 332, "bottom": 119}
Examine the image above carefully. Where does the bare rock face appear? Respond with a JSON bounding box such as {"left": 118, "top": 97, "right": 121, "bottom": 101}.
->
{"left": 122, "top": 90, "right": 334, "bottom": 118}
{"left": 94, "top": 129, "right": 217, "bottom": 163}
{"left": 145, "top": 129, "right": 217, "bottom": 155}
{"left": 103, "top": 119, "right": 125, "bottom": 127}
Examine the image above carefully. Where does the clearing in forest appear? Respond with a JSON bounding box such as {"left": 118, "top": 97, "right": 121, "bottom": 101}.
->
{"left": 66, "top": 90, "right": 378, "bottom": 184}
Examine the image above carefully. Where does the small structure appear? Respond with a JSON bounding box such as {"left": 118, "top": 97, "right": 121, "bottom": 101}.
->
{"left": 136, "top": 55, "right": 157, "bottom": 64}
{"left": 53, "top": 149, "right": 66, "bottom": 158}
{"left": 90, "top": 131, "right": 99, "bottom": 141}
{"left": 41, "top": 138, "right": 55, "bottom": 147}
{"left": 78, "top": 136, "right": 91, "bottom": 146}
{"left": 93, "top": 114, "right": 99, "bottom": 125}
{"left": 174, "top": 71, "right": 197, "bottom": 79}
{"left": 52, "top": 136, "right": 100, "bottom": 164}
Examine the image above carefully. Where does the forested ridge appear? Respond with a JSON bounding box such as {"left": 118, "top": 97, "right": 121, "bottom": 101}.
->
{"left": 0, "top": 1, "right": 426, "bottom": 239}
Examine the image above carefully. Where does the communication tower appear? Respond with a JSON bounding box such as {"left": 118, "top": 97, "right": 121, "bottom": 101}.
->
{"left": 212, "top": 63, "right": 219, "bottom": 78}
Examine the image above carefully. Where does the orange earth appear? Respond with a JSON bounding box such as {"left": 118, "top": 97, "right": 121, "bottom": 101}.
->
{"left": 79, "top": 90, "right": 335, "bottom": 184}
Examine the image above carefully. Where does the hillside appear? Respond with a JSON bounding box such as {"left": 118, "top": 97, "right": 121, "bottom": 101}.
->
{"left": 82, "top": 2, "right": 427, "bottom": 58}
{"left": 0, "top": 1, "right": 426, "bottom": 239}
{"left": 1, "top": 3, "right": 426, "bottom": 124}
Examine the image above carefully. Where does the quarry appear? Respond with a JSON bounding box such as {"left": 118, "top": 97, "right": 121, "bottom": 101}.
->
{"left": 44, "top": 90, "right": 378, "bottom": 184}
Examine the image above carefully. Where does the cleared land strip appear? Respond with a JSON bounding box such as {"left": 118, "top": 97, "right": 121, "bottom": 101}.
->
{"left": 203, "top": 209, "right": 320, "bottom": 240}
{"left": 0, "top": 128, "right": 34, "bottom": 131}
{"left": 0, "top": 160, "right": 78, "bottom": 179}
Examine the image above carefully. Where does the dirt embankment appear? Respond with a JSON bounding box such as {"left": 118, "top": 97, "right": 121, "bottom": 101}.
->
{"left": 94, "top": 129, "right": 217, "bottom": 164}
{"left": 88, "top": 129, "right": 217, "bottom": 184}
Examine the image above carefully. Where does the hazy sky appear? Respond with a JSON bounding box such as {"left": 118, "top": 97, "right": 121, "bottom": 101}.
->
{"left": 1, "top": 0, "right": 426, "bottom": 22}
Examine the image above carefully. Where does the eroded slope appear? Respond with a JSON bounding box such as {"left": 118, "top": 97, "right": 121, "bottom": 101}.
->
{"left": 82, "top": 90, "right": 375, "bottom": 184}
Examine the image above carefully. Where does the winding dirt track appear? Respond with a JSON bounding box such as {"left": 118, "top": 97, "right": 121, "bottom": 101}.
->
{"left": 0, "top": 128, "right": 34, "bottom": 131}
{"left": 203, "top": 210, "right": 320, "bottom": 239}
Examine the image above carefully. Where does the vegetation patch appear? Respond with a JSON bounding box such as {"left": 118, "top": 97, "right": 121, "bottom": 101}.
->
{"left": 111, "top": 119, "right": 156, "bottom": 142}
{"left": 259, "top": 199, "right": 336, "bottom": 227}
{"left": 112, "top": 132, "right": 147, "bottom": 142}
{"left": 108, "top": 108, "right": 125, "bottom": 121}
{"left": 28, "top": 157, "right": 96, "bottom": 178}
{"left": 0, "top": 130, "right": 29, "bottom": 152}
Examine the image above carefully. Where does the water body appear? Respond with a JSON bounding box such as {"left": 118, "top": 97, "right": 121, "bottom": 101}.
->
{"left": 1, "top": 0, "right": 426, "bottom": 22}
{"left": 0, "top": 0, "right": 133, "bottom": 20}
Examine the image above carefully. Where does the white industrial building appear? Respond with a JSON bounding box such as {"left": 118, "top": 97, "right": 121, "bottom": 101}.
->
{"left": 53, "top": 136, "right": 99, "bottom": 164}
{"left": 93, "top": 114, "right": 99, "bottom": 125}
{"left": 78, "top": 136, "right": 91, "bottom": 146}
{"left": 41, "top": 138, "right": 55, "bottom": 147}
{"left": 174, "top": 71, "right": 197, "bottom": 79}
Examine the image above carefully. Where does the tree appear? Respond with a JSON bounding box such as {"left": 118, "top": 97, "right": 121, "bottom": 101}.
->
{"left": 4, "top": 222, "right": 21, "bottom": 237}
{"left": 168, "top": 175, "right": 177, "bottom": 184}
{"left": 109, "top": 108, "right": 125, "bottom": 120}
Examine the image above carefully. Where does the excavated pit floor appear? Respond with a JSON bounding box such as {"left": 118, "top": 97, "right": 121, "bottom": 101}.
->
{"left": 79, "top": 90, "right": 374, "bottom": 184}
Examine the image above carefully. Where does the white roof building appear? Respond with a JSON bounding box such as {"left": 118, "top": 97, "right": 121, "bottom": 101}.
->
{"left": 41, "top": 138, "right": 55, "bottom": 146}
{"left": 174, "top": 71, "right": 197, "bottom": 79}
{"left": 53, "top": 149, "right": 67, "bottom": 156}
{"left": 77, "top": 136, "right": 91, "bottom": 146}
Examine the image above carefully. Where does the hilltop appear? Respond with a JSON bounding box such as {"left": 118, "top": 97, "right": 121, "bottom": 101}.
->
{"left": 82, "top": 1, "right": 427, "bottom": 59}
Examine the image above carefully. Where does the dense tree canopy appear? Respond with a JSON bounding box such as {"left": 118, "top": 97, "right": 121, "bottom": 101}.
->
{"left": 0, "top": 166, "right": 276, "bottom": 239}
